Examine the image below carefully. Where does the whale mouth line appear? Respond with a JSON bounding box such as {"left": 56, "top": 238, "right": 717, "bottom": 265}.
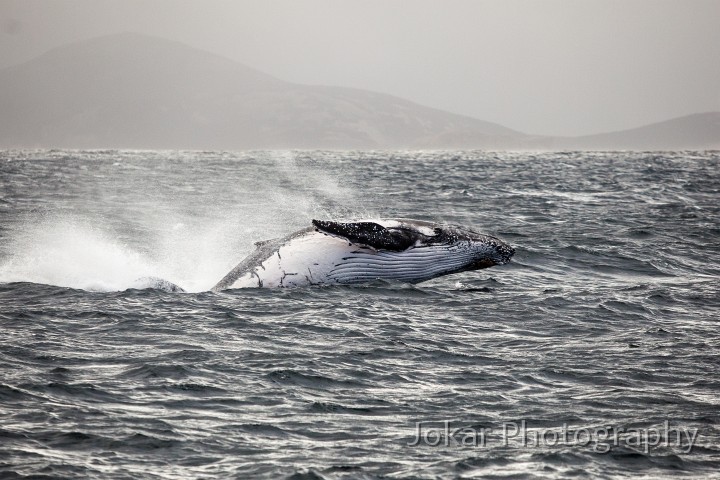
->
{"left": 472, "top": 258, "right": 498, "bottom": 269}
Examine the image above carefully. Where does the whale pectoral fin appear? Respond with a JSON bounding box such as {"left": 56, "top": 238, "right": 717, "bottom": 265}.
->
{"left": 312, "top": 220, "right": 415, "bottom": 251}
{"left": 130, "top": 277, "right": 186, "bottom": 293}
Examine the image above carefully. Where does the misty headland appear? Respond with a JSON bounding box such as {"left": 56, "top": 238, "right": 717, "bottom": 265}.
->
{"left": 1, "top": 32, "right": 718, "bottom": 151}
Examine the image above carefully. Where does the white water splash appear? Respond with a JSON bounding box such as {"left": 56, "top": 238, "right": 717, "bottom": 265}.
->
{"left": 0, "top": 217, "right": 161, "bottom": 291}
{"left": 0, "top": 151, "right": 367, "bottom": 292}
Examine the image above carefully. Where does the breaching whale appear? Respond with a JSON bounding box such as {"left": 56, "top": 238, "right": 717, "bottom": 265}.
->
{"left": 210, "top": 219, "right": 514, "bottom": 290}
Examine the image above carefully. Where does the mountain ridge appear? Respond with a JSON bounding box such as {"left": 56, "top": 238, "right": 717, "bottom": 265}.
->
{"left": 547, "top": 112, "right": 720, "bottom": 150}
{"left": 0, "top": 32, "right": 717, "bottom": 150}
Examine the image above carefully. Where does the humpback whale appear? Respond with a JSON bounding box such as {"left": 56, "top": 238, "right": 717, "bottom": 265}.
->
{"left": 211, "top": 219, "right": 514, "bottom": 290}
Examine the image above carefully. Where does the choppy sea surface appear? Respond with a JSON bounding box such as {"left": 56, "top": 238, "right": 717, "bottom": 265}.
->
{"left": 0, "top": 150, "right": 719, "bottom": 479}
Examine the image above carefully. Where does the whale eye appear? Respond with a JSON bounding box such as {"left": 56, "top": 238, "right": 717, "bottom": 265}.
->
{"left": 433, "top": 227, "right": 443, "bottom": 236}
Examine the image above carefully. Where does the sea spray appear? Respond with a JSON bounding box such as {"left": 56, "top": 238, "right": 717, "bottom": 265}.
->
{"left": 0, "top": 214, "right": 160, "bottom": 291}
{"left": 0, "top": 150, "right": 368, "bottom": 292}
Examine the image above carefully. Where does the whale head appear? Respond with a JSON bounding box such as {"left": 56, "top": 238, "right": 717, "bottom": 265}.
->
{"left": 312, "top": 219, "right": 514, "bottom": 283}
{"left": 427, "top": 223, "right": 515, "bottom": 270}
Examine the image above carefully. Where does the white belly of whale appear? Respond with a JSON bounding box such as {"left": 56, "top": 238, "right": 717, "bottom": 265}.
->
{"left": 226, "top": 231, "right": 472, "bottom": 288}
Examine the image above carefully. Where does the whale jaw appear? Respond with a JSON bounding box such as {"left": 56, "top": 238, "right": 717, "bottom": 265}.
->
{"left": 468, "top": 258, "right": 498, "bottom": 270}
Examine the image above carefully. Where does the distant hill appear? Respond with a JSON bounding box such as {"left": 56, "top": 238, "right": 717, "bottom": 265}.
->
{"left": 0, "top": 33, "right": 717, "bottom": 150}
{"left": 0, "top": 33, "right": 522, "bottom": 150}
{"left": 546, "top": 113, "right": 720, "bottom": 151}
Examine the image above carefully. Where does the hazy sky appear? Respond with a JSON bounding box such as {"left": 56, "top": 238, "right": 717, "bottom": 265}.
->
{"left": 1, "top": 0, "right": 718, "bottom": 136}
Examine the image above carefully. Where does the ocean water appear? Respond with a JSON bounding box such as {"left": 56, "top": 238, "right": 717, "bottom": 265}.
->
{"left": 0, "top": 149, "right": 718, "bottom": 479}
